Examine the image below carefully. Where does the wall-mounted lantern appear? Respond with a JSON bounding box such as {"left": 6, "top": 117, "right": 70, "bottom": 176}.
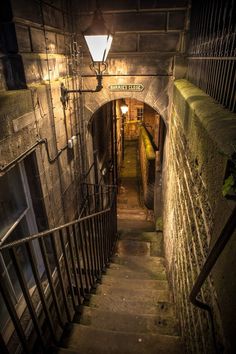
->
{"left": 60, "top": 6, "right": 113, "bottom": 108}
{"left": 120, "top": 100, "right": 128, "bottom": 160}
{"left": 120, "top": 101, "right": 129, "bottom": 115}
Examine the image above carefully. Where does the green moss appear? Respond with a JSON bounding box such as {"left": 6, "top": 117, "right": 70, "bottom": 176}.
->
{"left": 140, "top": 127, "right": 156, "bottom": 160}
{"left": 156, "top": 217, "right": 163, "bottom": 231}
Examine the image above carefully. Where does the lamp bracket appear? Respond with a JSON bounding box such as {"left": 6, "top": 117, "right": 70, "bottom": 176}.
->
{"left": 60, "top": 61, "right": 107, "bottom": 109}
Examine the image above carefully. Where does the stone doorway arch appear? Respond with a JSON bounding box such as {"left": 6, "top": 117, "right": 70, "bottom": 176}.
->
{"left": 81, "top": 75, "right": 172, "bottom": 125}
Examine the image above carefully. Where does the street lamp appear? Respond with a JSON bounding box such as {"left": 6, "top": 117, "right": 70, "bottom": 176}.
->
{"left": 60, "top": 7, "right": 113, "bottom": 108}
{"left": 120, "top": 100, "right": 128, "bottom": 160}
{"left": 120, "top": 102, "right": 129, "bottom": 115}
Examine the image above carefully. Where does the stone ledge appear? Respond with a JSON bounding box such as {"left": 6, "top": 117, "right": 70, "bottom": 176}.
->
{"left": 140, "top": 126, "right": 156, "bottom": 160}
{"left": 174, "top": 79, "right": 236, "bottom": 156}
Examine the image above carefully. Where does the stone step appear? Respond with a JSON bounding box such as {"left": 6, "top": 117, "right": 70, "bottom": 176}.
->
{"left": 95, "top": 283, "right": 171, "bottom": 302}
{"left": 111, "top": 254, "right": 166, "bottom": 271}
{"left": 80, "top": 307, "right": 180, "bottom": 336}
{"left": 117, "top": 213, "right": 147, "bottom": 221}
{"left": 118, "top": 232, "right": 163, "bottom": 257}
{"left": 115, "top": 239, "right": 152, "bottom": 256}
{"left": 105, "top": 267, "right": 167, "bottom": 280}
{"left": 117, "top": 207, "right": 146, "bottom": 213}
{"left": 119, "top": 231, "right": 162, "bottom": 243}
{"left": 89, "top": 293, "right": 175, "bottom": 316}
{"left": 58, "top": 325, "right": 184, "bottom": 354}
{"left": 101, "top": 275, "right": 169, "bottom": 291}
{"left": 118, "top": 219, "right": 154, "bottom": 232}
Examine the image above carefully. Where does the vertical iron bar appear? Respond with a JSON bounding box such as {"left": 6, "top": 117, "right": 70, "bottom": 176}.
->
{"left": 225, "top": 60, "right": 235, "bottom": 109}
{"left": 105, "top": 211, "right": 110, "bottom": 264}
{"left": 59, "top": 229, "right": 77, "bottom": 311}
{"left": 98, "top": 212, "right": 105, "bottom": 271}
{"left": 92, "top": 215, "right": 101, "bottom": 277}
{"left": 229, "top": 61, "right": 236, "bottom": 111}
{"left": 66, "top": 226, "right": 82, "bottom": 305}
{"left": 9, "top": 247, "right": 46, "bottom": 350}
{"left": 50, "top": 233, "right": 71, "bottom": 322}
{"left": 88, "top": 216, "right": 98, "bottom": 277}
{"left": 0, "top": 273, "right": 30, "bottom": 353}
{"left": 80, "top": 220, "right": 93, "bottom": 289}
{"left": 86, "top": 184, "right": 90, "bottom": 214}
{"left": 72, "top": 223, "right": 86, "bottom": 296}
{"left": 85, "top": 218, "right": 96, "bottom": 285}
{"left": 94, "top": 214, "right": 102, "bottom": 276}
{"left": 38, "top": 238, "right": 64, "bottom": 327}
{"left": 26, "top": 241, "right": 58, "bottom": 344}
{"left": 102, "top": 212, "right": 108, "bottom": 266}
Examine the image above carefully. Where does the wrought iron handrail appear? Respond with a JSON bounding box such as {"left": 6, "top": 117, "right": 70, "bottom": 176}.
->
{"left": 190, "top": 205, "right": 236, "bottom": 352}
{"left": 0, "top": 183, "right": 117, "bottom": 354}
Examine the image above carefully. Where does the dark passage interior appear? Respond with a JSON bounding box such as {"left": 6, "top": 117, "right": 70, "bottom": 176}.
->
{"left": 0, "top": 1, "right": 236, "bottom": 354}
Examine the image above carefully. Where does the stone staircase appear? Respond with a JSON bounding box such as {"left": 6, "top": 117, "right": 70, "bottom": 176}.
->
{"left": 57, "top": 219, "right": 184, "bottom": 354}
{"left": 57, "top": 140, "right": 184, "bottom": 353}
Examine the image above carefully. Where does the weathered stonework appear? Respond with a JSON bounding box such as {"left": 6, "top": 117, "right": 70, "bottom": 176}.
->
{"left": 163, "top": 79, "right": 236, "bottom": 353}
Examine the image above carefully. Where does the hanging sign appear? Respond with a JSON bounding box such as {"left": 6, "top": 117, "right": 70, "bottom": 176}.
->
{"left": 109, "top": 84, "right": 144, "bottom": 92}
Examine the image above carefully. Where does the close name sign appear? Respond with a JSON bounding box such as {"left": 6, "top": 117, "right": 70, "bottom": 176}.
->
{"left": 109, "top": 84, "right": 144, "bottom": 92}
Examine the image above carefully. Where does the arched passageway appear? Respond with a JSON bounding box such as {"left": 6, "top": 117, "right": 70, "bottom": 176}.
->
{"left": 88, "top": 98, "right": 166, "bottom": 225}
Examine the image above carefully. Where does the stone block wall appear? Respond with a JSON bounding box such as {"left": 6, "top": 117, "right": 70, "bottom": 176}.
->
{"left": 139, "top": 127, "right": 156, "bottom": 210}
{"left": 0, "top": 0, "right": 86, "bottom": 230}
{"left": 163, "top": 79, "right": 236, "bottom": 353}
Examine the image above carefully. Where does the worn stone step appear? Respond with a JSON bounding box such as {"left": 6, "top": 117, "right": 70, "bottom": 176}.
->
{"left": 117, "top": 206, "right": 144, "bottom": 212}
{"left": 119, "top": 231, "right": 162, "bottom": 242}
{"left": 101, "top": 275, "right": 169, "bottom": 291}
{"left": 115, "top": 239, "right": 152, "bottom": 256}
{"left": 118, "top": 219, "right": 154, "bottom": 232}
{"left": 99, "top": 278, "right": 169, "bottom": 293}
{"left": 95, "top": 283, "right": 171, "bottom": 302}
{"left": 80, "top": 307, "right": 180, "bottom": 336}
{"left": 89, "top": 293, "right": 175, "bottom": 316}
{"left": 58, "top": 325, "right": 184, "bottom": 354}
{"left": 118, "top": 232, "right": 163, "bottom": 257}
{"left": 105, "top": 267, "right": 167, "bottom": 280}
{"left": 111, "top": 254, "right": 166, "bottom": 271}
{"left": 117, "top": 213, "right": 147, "bottom": 221}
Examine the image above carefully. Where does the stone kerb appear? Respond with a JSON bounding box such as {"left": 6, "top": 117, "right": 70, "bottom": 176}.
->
{"left": 174, "top": 79, "right": 236, "bottom": 156}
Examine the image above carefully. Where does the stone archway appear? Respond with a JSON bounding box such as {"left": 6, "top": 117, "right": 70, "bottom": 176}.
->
{"left": 81, "top": 75, "right": 172, "bottom": 125}
{"left": 86, "top": 93, "right": 167, "bottom": 227}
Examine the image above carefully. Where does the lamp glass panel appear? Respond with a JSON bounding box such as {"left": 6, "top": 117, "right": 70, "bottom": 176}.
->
{"left": 121, "top": 104, "right": 128, "bottom": 114}
{"left": 84, "top": 35, "right": 113, "bottom": 62}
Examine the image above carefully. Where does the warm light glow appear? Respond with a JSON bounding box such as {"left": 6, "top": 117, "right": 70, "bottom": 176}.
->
{"left": 84, "top": 34, "right": 113, "bottom": 62}
{"left": 120, "top": 103, "right": 129, "bottom": 115}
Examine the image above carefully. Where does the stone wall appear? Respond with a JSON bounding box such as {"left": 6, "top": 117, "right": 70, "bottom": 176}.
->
{"left": 163, "top": 79, "right": 236, "bottom": 353}
{"left": 0, "top": 0, "right": 86, "bottom": 229}
{"left": 139, "top": 127, "right": 156, "bottom": 210}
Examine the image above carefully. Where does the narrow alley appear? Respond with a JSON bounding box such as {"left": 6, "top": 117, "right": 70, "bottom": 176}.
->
{"left": 58, "top": 139, "right": 183, "bottom": 353}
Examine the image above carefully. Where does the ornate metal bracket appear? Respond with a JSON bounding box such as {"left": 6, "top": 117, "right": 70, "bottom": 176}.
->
{"left": 60, "top": 62, "right": 107, "bottom": 109}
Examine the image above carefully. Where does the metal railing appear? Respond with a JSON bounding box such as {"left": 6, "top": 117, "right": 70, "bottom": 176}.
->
{"left": 187, "top": 0, "right": 236, "bottom": 113}
{"left": 0, "top": 183, "right": 117, "bottom": 354}
{"left": 190, "top": 205, "right": 236, "bottom": 353}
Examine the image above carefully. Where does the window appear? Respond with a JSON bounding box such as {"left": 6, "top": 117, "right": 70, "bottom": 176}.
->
{"left": 0, "top": 162, "right": 44, "bottom": 331}
{"left": 137, "top": 107, "right": 144, "bottom": 121}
